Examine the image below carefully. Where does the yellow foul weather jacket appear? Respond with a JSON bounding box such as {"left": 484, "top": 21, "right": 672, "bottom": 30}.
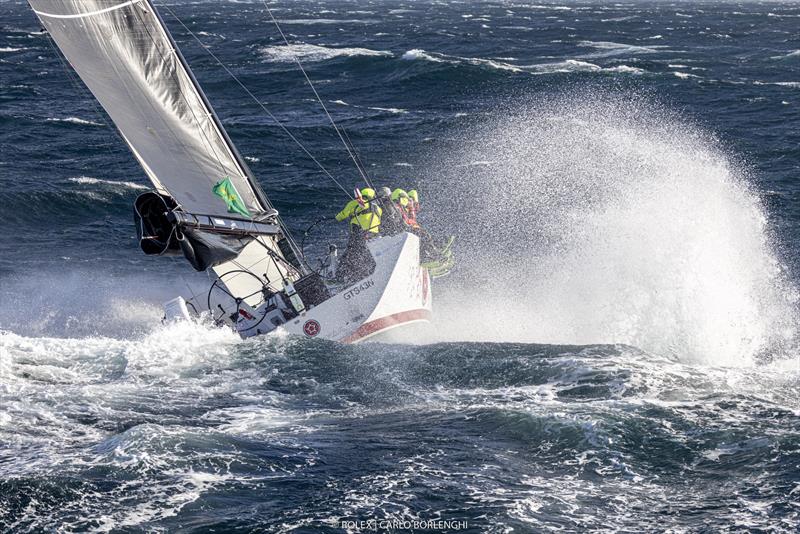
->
{"left": 335, "top": 199, "right": 382, "bottom": 233}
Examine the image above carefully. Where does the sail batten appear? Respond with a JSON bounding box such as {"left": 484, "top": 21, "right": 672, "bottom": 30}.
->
{"left": 29, "top": 0, "right": 266, "bottom": 219}
{"left": 32, "top": 0, "right": 144, "bottom": 19}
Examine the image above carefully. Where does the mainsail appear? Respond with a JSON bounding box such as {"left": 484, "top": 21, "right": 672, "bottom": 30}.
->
{"left": 29, "top": 0, "right": 267, "bottom": 219}
{"left": 30, "top": 0, "right": 303, "bottom": 289}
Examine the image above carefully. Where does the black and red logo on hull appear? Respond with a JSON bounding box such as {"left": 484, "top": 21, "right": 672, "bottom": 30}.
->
{"left": 303, "top": 319, "right": 321, "bottom": 337}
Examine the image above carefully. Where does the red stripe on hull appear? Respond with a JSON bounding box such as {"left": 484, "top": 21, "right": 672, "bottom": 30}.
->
{"left": 341, "top": 309, "right": 432, "bottom": 344}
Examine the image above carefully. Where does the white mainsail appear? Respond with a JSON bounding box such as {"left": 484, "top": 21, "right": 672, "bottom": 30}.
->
{"left": 30, "top": 0, "right": 302, "bottom": 304}
{"left": 29, "top": 0, "right": 265, "bottom": 219}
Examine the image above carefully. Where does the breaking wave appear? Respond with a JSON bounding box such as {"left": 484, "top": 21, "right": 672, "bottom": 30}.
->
{"left": 45, "top": 117, "right": 103, "bottom": 126}
{"left": 260, "top": 43, "right": 391, "bottom": 63}
{"left": 402, "top": 49, "right": 522, "bottom": 72}
{"left": 577, "top": 40, "right": 666, "bottom": 58}
{"left": 771, "top": 49, "right": 800, "bottom": 60}
{"left": 403, "top": 49, "right": 647, "bottom": 76}
{"left": 427, "top": 92, "right": 799, "bottom": 366}
{"left": 69, "top": 176, "right": 148, "bottom": 191}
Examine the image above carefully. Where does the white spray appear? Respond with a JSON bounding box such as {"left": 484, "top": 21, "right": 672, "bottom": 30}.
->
{"left": 425, "top": 93, "right": 798, "bottom": 366}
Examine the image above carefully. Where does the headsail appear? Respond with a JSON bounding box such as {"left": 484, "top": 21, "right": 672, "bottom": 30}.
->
{"left": 28, "top": 0, "right": 266, "bottom": 219}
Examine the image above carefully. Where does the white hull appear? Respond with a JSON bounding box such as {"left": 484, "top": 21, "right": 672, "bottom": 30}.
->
{"left": 237, "top": 232, "right": 432, "bottom": 343}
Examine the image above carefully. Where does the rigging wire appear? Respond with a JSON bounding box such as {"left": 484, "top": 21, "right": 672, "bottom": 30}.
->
{"left": 155, "top": 4, "right": 314, "bottom": 273}
{"left": 158, "top": 4, "right": 354, "bottom": 200}
{"left": 341, "top": 127, "right": 374, "bottom": 185}
{"left": 260, "top": 1, "right": 376, "bottom": 191}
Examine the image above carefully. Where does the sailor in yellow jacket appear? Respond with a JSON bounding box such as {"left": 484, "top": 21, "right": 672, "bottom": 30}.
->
{"left": 335, "top": 187, "right": 382, "bottom": 233}
{"left": 334, "top": 188, "right": 382, "bottom": 283}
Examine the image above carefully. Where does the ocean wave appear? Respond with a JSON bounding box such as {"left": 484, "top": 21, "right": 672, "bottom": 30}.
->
{"left": 0, "top": 46, "right": 27, "bottom": 53}
{"left": 527, "top": 59, "right": 602, "bottom": 74}
{"left": 402, "top": 49, "right": 522, "bottom": 72}
{"left": 577, "top": 40, "right": 665, "bottom": 58}
{"left": 755, "top": 81, "right": 800, "bottom": 89}
{"left": 45, "top": 116, "right": 103, "bottom": 126}
{"left": 673, "top": 71, "right": 701, "bottom": 79}
{"left": 69, "top": 176, "right": 148, "bottom": 191}
{"left": 606, "top": 65, "right": 645, "bottom": 74}
{"left": 771, "top": 50, "right": 800, "bottom": 60}
{"left": 275, "top": 18, "right": 376, "bottom": 25}
{"left": 261, "top": 43, "right": 391, "bottom": 63}
{"left": 401, "top": 49, "right": 446, "bottom": 63}
{"left": 367, "top": 106, "right": 408, "bottom": 114}
{"left": 403, "top": 50, "right": 644, "bottom": 76}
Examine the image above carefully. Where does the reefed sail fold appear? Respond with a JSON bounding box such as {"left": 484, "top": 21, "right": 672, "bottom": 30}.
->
{"left": 29, "top": 0, "right": 265, "bottom": 219}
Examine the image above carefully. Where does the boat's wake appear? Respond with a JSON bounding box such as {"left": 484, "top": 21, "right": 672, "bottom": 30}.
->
{"left": 2, "top": 329, "right": 798, "bottom": 530}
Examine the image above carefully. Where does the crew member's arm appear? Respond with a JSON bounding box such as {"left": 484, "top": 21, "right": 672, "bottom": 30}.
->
{"left": 335, "top": 200, "right": 358, "bottom": 222}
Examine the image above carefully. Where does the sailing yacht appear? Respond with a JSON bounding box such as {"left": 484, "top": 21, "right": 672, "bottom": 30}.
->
{"left": 29, "top": 0, "right": 432, "bottom": 343}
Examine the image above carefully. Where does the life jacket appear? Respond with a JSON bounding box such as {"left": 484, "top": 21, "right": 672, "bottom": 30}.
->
{"left": 335, "top": 198, "right": 382, "bottom": 233}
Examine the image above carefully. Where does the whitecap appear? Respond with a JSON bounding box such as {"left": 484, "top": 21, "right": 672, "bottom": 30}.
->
{"left": 46, "top": 116, "right": 103, "bottom": 126}
{"left": 528, "top": 59, "right": 602, "bottom": 74}
{"left": 276, "top": 18, "right": 376, "bottom": 25}
{"left": 261, "top": 43, "right": 391, "bottom": 63}
{"left": 69, "top": 176, "right": 148, "bottom": 190}
{"left": 577, "top": 40, "right": 664, "bottom": 58}
{"left": 401, "top": 49, "right": 522, "bottom": 72}
{"left": 673, "top": 71, "right": 700, "bottom": 79}
{"left": 770, "top": 50, "right": 800, "bottom": 60}
{"left": 367, "top": 106, "right": 408, "bottom": 114}
{"left": 402, "top": 48, "right": 445, "bottom": 63}
{"left": 606, "top": 65, "right": 645, "bottom": 74}
{"left": 601, "top": 15, "right": 637, "bottom": 22}
{"left": 0, "top": 46, "right": 27, "bottom": 53}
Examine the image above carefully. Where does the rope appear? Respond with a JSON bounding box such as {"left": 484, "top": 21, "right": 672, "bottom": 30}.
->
{"left": 158, "top": 4, "right": 353, "bottom": 200}
{"left": 260, "top": 1, "right": 375, "bottom": 190}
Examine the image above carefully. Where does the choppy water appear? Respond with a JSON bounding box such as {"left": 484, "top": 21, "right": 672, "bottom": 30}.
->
{"left": 1, "top": 0, "right": 800, "bottom": 531}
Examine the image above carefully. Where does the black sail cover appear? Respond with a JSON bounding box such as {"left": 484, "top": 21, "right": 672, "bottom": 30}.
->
{"left": 29, "top": 0, "right": 276, "bottom": 270}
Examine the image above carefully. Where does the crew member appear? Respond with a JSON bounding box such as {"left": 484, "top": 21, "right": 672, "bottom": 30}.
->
{"left": 376, "top": 186, "right": 406, "bottom": 235}
{"left": 406, "top": 189, "right": 420, "bottom": 228}
{"left": 390, "top": 188, "right": 412, "bottom": 226}
{"left": 334, "top": 188, "right": 381, "bottom": 283}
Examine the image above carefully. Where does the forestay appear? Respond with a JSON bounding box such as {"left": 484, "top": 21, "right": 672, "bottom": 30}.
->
{"left": 28, "top": 0, "right": 265, "bottom": 219}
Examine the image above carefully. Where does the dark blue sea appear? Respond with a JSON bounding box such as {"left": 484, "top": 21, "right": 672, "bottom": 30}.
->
{"left": 2, "top": 0, "right": 800, "bottom": 531}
